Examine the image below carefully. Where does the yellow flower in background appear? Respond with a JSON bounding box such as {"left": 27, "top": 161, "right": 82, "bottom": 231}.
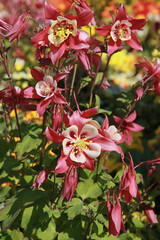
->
{"left": 127, "top": 132, "right": 144, "bottom": 153}
{"left": 109, "top": 49, "right": 136, "bottom": 72}
{"left": 81, "top": 25, "right": 96, "bottom": 36}
{"left": 107, "top": 49, "right": 142, "bottom": 88}
{"left": 23, "top": 111, "right": 42, "bottom": 123}
{"left": 10, "top": 109, "right": 22, "bottom": 118}
{"left": 14, "top": 58, "right": 25, "bottom": 72}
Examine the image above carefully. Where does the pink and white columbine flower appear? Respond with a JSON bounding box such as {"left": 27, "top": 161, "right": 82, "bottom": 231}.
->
{"left": 45, "top": 110, "right": 124, "bottom": 200}
{"left": 113, "top": 111, "right": 144, "bottom": 145}
{"left": 35, "top": 75, "right": 57, "bottom": 99}
{"left": 101, "top": 115, "right": 124, "bottom": 144}
{"left": 96, "top": 4, "right": 146, "bottom": 55}
{"left": 23, "top": 68, "right": 68, "bottom": 117}
{"left": 31, "top": 1, "right": 93, "bottom": 64}
{"left": 62, "top": 124, "right": 101, "bottom": 164}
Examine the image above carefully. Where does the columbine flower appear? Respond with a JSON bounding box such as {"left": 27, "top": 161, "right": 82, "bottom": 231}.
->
{"left": 107, "top": 190, "right": 125, "bottom": 238}
{"left": 62, "top": 124, "right": 101, "bottom": 164}
{"left": 142, "top": 204, "right": 158, "bottom": 226}
{"left": 31, "top": 1, "right": 93, "bottom": 64}
{"left": 6, "top": 11, "right": 30, "bottom": 42}
{"left": 113, "top": 111, "right": 144, "bottom": 145}
{"left": 23, "top": 68, "right": 68, "bottom": 117}
{"left": 45, "top": 110, "right": 123, "bottom": 200}
{"left": 96, "top": 4, "right": 146, "bottom": 55}
{"left": 135, "top": 87, "right": 143, "bottom": 101}
{"left": 119, "top": 154, "right": 141, "bottom": 204}
{"left": 48, "top": 16, "right": 77, "bottom": 47}
{"left": 63, "top": 165, "right": 78, "bottom": 202}
{"left": 102, "top": 115, "right": 123, "bottom": 143}
{"left": 32, "top": 168, "right": 50, "bottom": 189}
{"left": 136, "top": 58, "right": 160, "bottom": 94}
{"left": 0, "top": 85, "right": 36, "bottom": 111}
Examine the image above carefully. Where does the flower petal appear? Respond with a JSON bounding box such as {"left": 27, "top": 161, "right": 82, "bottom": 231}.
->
{"left": 126, "top": 32, "right": 143, "bottom": 51}
{"left": 83, "top": 142, "right": 101, "bottom": 159}
{"left": 70, "top": 150, "right": 86, "bottom": 163}
{"left": 80, "top": 124, "right": 98, "bottom": 139}
{"left": 63, "top": 125, "right": 78, "bottom": 139}
{"left": 63, "top": 138, "right": 74, "bottom": 155}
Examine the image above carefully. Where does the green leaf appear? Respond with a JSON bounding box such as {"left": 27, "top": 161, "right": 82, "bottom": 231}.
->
{"left": 58, "top": 233, "right": 71, "bottom": 240}
{"left": 76, "top": 179, "right": 102, "bottom": 200}
{"left": 36, "top": 218, "right": 57, "bottom": 240}
{"left": 132, "top": 217, "right": 144, "bottom": 229}
{"left": 93, "top": 220, "right": 104, "bottom": 235}
{"left": 21, "top": 206, "right": 34, "bottom": 231}
{"left": 65, "top": 198, "right": 83, "bottom": 219}
{"left": 10, "top": 230, "right": 28, "bottom": 240}
{"left": 0, "top": 187, "right": 11, "bottom": 202}
{"left": 98, "top": 109, "right": 112, "bottom": 115}
{"left": 95, "top": 95, "right": 100, "bottom": 109}
{"left": 100, "top": 172, "right": 113, "bottom": 182}
{"left": 2, "top": 208, "right": 21, "bottom": 232}
{"left": 2, "top": 157, "right": 23, "bottom": 173}
{"left": 95, "top": 72, "right": 103, "bottom": 84}
{"left": 14, "top": 133, "right": 42, "bottom": 159}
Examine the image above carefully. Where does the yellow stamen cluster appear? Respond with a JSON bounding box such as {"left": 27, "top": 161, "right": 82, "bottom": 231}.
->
{"left": 69, "top": 135, "right": 92, "bottom": 154}
{"left": 53, "top": 21, "right": 73, "bottom": 41}
{"left": 117, "top": 26, "right": 128, "bottom": 38}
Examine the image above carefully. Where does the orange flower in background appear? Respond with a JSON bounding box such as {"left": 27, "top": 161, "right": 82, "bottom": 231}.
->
{"left": 132, "top": 0, "right": 160, "bottom": 19}
{"left": 101, "top": 1, "right": 116, "bottom": 19}
{"left": 48, "top": 0, "right": 71, "bottom": 13}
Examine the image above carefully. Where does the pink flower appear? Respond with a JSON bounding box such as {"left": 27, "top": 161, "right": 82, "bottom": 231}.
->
{"left": 135, "top": 87, "right": 143, "bottom": 101}
{"left": 0, "top": 19, "right": 11, "bottom": 37}
{"left": 31, "top": 1, "right": 93, "bottom": 64}
{"left": 136, "top": 58, "right": 160, "bottom": 94}
{"left": 113, "top": 111, "right": 144, "bottom": 145}
{"left": 23, "top": 68, "right": 68, "bottom": 117}
{"left": 45, "top": 110, "right": 124, "bottom": 200}
{"left": 76, "top": 31, "right": 102, "bottom": 75}
{"left": 96, "top": 4, "right": 146, "bottom": 55}
{"left": 102, "top": 115, "right": 124, "bottom": 143}
{"left": 63, "top": 165, "right": 78, "bottom": 202}
{"left": 62, "top": 123, "right": 101, "bottom": 164}
{"left": 101, "top": 79, "right": 110, "bottom": 91}
{"left": 0, "top": 85, "right": 36, "bottom": 111}
{"left": 32, "top": 168, "right": 50, "bottom": 189}
{"left": 6, "top": 11, "right": 30, "bottom": 42}
{"left": 142, "top": 204, "right": 158, "bottom": 226}
{"left": 119, "top": 154, "right": 141, "bottom": 204}
{"left": 74, "top": 0, "right": 96, "bottom": 26}
{"left": 107, "top": 190, "right": 125, "bottom": 238}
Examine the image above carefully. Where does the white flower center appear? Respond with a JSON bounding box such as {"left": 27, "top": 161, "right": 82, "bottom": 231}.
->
{"left": 111, "top": 20, "right": 132, "bottom": 42}
{"left": 48, "top": 16, "right": 77, "bottom": 47}
{"left": 62, "top": 124, "right": 101, "bottom": 163}
{"left": 35, "top": 75, "right": 57, "bottom": 98}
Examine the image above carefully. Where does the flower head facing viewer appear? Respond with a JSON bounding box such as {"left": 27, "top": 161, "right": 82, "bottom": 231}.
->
{"left": 96, "top": 4, "right": 146, "bottom": 55}
{"left": 46, "top": 110, "right": 124, "bottom": 201}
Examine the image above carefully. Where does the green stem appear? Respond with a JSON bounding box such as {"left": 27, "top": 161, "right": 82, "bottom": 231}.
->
{"left": 97, "top": 55, "right": 111, "bottom": 95}
{"left": 69, "top": 64, "right": 77, "bottom": 106}
{"left": 2, "top": 57, "right": 21, "bottom": 140}
{"left": 83, "top": 203, "right": 106, "bottom": 240}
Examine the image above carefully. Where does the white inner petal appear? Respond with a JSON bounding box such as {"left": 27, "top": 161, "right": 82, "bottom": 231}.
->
{"left": 63, "top": 125, "right": 78, "bottom": 139}
{"left": 83, "top": 142, "right": 101, "bottom": 159}
{"left": 80, "top": 124, "right": 98, "bottom": 139}
{"left": 70, "top": 150, "right": 86, "bottom": 163}
{"left": 62, "top": 138, "right": 73, "bottom": 155}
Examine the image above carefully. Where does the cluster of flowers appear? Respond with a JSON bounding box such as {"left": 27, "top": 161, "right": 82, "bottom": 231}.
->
{"left": 0, "top": 0, "right": 159, "bottom": 238}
